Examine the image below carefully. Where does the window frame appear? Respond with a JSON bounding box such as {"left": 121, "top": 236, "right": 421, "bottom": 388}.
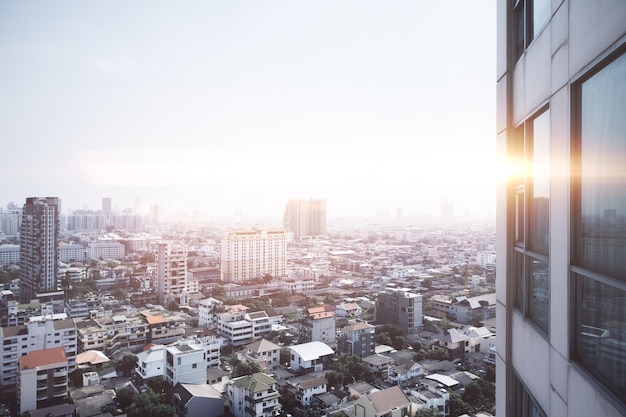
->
{"left": 569, "top": 45, "right": 626, "bottom": 410}
{"left": 510, "top": 105, "right": 551, "bottom": 337}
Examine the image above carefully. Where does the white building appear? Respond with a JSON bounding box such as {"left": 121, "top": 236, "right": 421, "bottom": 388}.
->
{"left": 286, "top": 374, "right": 328, "bottom": 407}
{"left": 497, "top": 2, "right": 626, "bottom": 415}
{"left": 87, "top": 242, "right": 125, "bottom": 261}
{"left": 166, "top": 340, "right": 210, "bottom": 386}
{"left": 0, "top": 244, "right": 20, "bottom": 267}
{"left": 289, "top": 341, "right": 334, "bottom": 373}
{"left": 221, "top": 230, "right": 286, "bottom": 282}
{"left": 0, "top": 318, "right": 76, "bottom": 397}
{"left": 217, "top": 311, "right": 273, "bottom": 347}
{"left": 198, "top": 297, "right": 225, "bottom": 328}
{"left": 58, "top": 243, "right": 86, "bottom": 263}
{"left": 18, "top": 346, "right": 68, "bottom": 414}
{"left": 227, "top": 372, "right": 281, "bottom": 417}
{"left": 300, "top": 305, "right": 335, "bottom": 344}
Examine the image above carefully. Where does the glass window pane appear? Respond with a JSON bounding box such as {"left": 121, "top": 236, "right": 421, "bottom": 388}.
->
{"left": 516, "top": 189, "right": 525, "bottom": 244}
{"left": 532, "top": 0, "right": 550, "bottom": 38}
{"left": 529, "top": 110, "right": 550, "bottom": 255}
{"left": 578, "top": 52, "right": 626, "bottom": 280}
{"left": 514, "top": 2, "right": 525, "bottom": 60}
{"left": 528, "top": 257, "right": 549, "bottom": 333}
{"left": 575, "top": 275, "right": 626, "bottom": 403}
{"left": 514, "top": 250, "right": 525, "bottom": 312}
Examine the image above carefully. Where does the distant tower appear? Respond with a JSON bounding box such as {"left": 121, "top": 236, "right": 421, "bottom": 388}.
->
{"left": 102, "top": 197, "right": 112, "bottom": 214}
{"left": 19, "top": 197, "right": 60, "bottom": 303}
{"left": 440, "top": 197, "right": 453, "bottom": 222}
{"left": 284, "top": 199, "right": 326, "bottom": 240}
{"left": 155, "top": 242, "right": 188, "bottom": 307}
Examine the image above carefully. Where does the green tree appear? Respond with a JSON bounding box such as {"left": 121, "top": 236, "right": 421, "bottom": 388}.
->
{"left": 426, "top": 349, "right": 449, "bottom": 361}
{"left": 230, "top": 358, "right": 262, "bottom": 378}
{"left": 117, "top": 354, "right": 138, "bottom": 377}
{"left": 416, "top": 407, "right": 439, "bottom": 417}
{"left": 448, "top": 391, "right": 472, "bottom": 417}
{"left": 112, "top": 287, "right": 128, "bottom": 301}
{"left": 116, "top": 386, "right": 135, "bottom": 409}
{"left": 126, "top": 389, "right": 176, "bottom": 417}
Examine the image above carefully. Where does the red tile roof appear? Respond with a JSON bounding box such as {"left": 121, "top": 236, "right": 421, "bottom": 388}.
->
{"left": 20, "top": 347, "right": 67, "bottom": 370}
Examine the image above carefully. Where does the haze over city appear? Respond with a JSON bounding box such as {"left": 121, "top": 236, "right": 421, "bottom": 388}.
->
{"left": 0, "top": 1, "right": 496, "bottom": 222}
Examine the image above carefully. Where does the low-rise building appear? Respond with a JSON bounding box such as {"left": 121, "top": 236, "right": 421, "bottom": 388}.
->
{"left": 353, "top": 385, "right": 411, "bottom": 417}
{"left": 172, "top": 383, "right": 224, "bottom": 417}
{"left": 289, "top": 341, "right": 334, "bottom": 373}
{"left": 300, "top": 305, "right": 335, "bottom": 344}
{"left": 337, "top": 322, "right": 375, "bottom": 358}
{"left": 238, "top": 339, "right": 281, "bottom": 373}
{"left": 227, "top": 372, "right": 281, "bottom": 417}
{"left": 286, "top": 374, "right": 328, "bottom": 407}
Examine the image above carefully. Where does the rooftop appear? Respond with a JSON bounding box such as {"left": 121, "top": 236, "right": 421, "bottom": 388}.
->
{"left": 20, "top": 346, "right": 67, "bottom": 369}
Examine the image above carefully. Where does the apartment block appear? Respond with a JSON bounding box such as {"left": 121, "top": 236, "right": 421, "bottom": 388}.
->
{"left": 0, "top": 318, "right": 76, "bottom": 397}
{"left": 18, "top": 346, "right": 68, "bottom": 414}
{"left": 375, "top": 287, "right": 422, "bottom": 333}
{"left": 337, "top": 322, "right": 375, "bottom": 358}
{"left": 300, "top": 304, "right": 336, "bottom": 344}
{"left": 220, "top": 230, "right": 286, "bottom": 282}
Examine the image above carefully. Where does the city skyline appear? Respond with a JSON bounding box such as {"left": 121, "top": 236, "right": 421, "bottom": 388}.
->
{"left": 0, "top": 1, "right": 497, "bottom": 222}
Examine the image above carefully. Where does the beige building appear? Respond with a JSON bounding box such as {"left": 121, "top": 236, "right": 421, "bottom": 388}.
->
{"left": 220, "top": 230, "right": 286, "bottom": 282}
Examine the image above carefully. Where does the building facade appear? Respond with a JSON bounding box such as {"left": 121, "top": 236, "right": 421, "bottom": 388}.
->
{"left": 19, "top": 197, "right": 60, "bottom": 303}
{"left": 220, "top": 230, "right": 286, "bottom": 282}
{"left": 375, "top": 287, "right": 422, "bottom": 333}
{"left": 227, "top": 373, "right": 281, "bottom": 417}
{"left": 496, "top": 1, "right": 626, "bottom": 416}
{"left": 18, "top": 346, "right": 68, "bottom": 414}
{"left": 0, "top": 318, "right": 76, "bottom": 398}
{"left": 338, "top": 322, "right": 375, "bottom": 358}
{"left": 155, "top": 242, "right": 189, "bottom": 306}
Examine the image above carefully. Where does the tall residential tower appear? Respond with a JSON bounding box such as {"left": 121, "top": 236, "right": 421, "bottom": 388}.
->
{"left": 496, "top": 1, "right": 626, "bottom": 416}
{"left": 19, "top": 197, "right": 60, "bottom": 303}
{"left": 284, "top": 199, "right": 326, "bottom": 240}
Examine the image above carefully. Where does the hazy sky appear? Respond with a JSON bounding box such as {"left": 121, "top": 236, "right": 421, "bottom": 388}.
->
{"left": 0, "top": 1, "right": 497, "bottom": 222}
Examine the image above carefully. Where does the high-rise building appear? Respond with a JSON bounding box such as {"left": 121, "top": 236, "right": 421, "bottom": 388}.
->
{"left": 155, "top": 242, "right": 188, "bottom": 306}
{"left": 284, "top": 199, "right": 326, "bottom": 240}
{"left": 496, "top": 2, "right": 626, "bottom": 416}
{"left": 19, "top": 197, "right": 60, "bottom": 304}
{"left": 101, "top": 197, "right": 111, "bottom": 214}
{"left": 220, "top": 230, "right": 286, "bottom": 282}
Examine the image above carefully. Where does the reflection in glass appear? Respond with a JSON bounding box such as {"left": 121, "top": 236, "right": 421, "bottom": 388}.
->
{"left": 532, "top": 0, "right": 550, "bottom": 38}
{"left": 576, "top": 276, "right": 626, "bottom": 402}
{"left": 579, "top": 53, "right": 626, "bottom": 280}
{"left": 530, "top": 110, "right": 550, "bottom": 255}
{"left": 514, "top": 251, "right": 525, "bottom": 312}
{"left": 528, "top": 258, "right": 549, "bottom": 333}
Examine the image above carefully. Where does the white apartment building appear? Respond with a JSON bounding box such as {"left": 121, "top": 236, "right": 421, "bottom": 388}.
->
{"left": 87, "top": 242, "right": 125, "bottom": 261}
{"left": 217, "top": 311, "right": 273, "bottom": 347}
{"left": 0, "top": 244, "right": 19, "bottom": 267}
{"left": 198, "top": 297, "right": 225, "bottom": 328}
{"left": 155, "top": 242, "right": 189, "bottom": 306}
{"left": 227, "top": 372, "right": 281, "bottom": 417}
{"left": 497, "top": 1, "right": 626, "bottom": 416}
{"left": 58, "top": 243, "right": 86, "bottom": 263}
{"left": 136, "top": 344, "right": 167, "bottom": 381}
{"left": 221, "top": 230, "right": 286, "bottom": 282}
{"left": 289, "top": 341, "right": 334, "bottom": 373}
{"left": 0, "top": 318, "right": 77, "bottom": 396}
{"left": 165, "top": 340, "right": 210, "bottom": 386}
{"left": 18, "top": 346, "right": 69, "bottom": 414}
